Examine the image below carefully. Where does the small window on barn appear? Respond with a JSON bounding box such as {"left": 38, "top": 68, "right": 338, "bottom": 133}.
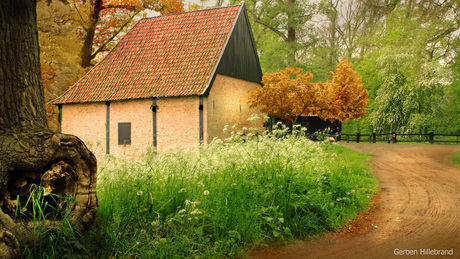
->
{"left": 118, "top": 122, "right": 131, "bottom": 145}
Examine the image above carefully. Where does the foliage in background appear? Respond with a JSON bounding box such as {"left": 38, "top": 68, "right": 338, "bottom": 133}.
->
{"left": 37, "top": 0, "right": 87, "bottom": 131}
{"left": 241, "top": 0, "right": 317, "bottom": 68}
{"left": 248, "top": 59, "right": 368, "bottom": 125}
{"left": 373, "top": 54, "right": 449, "bottom": 133}
{"left": 338, "top": 0, "right": 460, "bottom": 134}
{"left": 248, "top": 67, "right": 321, "bottom": 125}
{"left": 21, "top": 125, "right": 378, "bottom": 258}
{"left": 240, "top": 0, "right": 459, "bottom": 134}
{"left": 319, "top": 59, "right": 368, "bottom": 123}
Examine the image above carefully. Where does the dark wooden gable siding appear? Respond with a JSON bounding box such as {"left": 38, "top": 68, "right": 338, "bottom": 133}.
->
{"left": 216, "top": 5, "right": 262, "bottom": 83}
{"left": 203, "top": 4, "right": 262, "bottom": 96}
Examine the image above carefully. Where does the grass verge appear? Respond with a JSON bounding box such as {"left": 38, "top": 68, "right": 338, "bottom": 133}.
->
{"left": 447, "top": 149, "right": 460, "bottom": 167}
{"left": 23, "top": 127, "right": 378, "bottom": 258}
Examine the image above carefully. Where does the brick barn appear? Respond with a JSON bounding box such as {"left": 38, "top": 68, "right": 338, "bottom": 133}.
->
{"left": 51, "top": 4, "right": 263, "bottom": 157}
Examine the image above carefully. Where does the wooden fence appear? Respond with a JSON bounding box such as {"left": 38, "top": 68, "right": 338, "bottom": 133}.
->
{"left": 340, "top": 132, "right": 460, "bottom": 144}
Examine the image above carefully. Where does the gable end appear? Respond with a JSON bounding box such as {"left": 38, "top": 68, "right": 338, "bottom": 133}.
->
{"left": 202, "top": 4, "right": 262, "bottom": 96}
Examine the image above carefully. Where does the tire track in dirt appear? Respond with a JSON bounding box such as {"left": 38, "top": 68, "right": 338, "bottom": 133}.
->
{"left": 250, "top": 144, "right": 460, "bottom": 258}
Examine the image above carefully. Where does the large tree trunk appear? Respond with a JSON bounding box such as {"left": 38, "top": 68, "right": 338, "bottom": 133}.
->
{"left": 0, "top": 1, "right": 97, "bottom": 258}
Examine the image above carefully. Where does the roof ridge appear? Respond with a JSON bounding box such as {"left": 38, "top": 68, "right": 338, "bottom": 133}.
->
{"left": 142, "top": 4, "right": 242, "bottom": 20}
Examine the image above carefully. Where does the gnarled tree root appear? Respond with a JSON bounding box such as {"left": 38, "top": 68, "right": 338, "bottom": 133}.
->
{"left": 0, "top": 132, "right": 97, "bottom": 258}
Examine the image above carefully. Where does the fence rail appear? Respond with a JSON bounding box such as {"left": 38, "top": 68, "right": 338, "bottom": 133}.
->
{"left": 340, "top": 132, "right": 460, "bottom": 144}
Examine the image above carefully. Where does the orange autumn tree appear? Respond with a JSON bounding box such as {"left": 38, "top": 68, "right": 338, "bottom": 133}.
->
{"left": 320, "top": 59, "right": 368, "bottom": 123}
{"left": 248, "top": 59, "right": 368, "bottom": 126}
{"left": 74, "top": 0, "right": 184, "bottom": 67}
{"left": 248, "top": 67, "right": 326, "bottom": 125}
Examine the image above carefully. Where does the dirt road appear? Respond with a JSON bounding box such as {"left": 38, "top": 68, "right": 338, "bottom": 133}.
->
{"left": 250, "top": 144, "right": 460, "bottom": 258}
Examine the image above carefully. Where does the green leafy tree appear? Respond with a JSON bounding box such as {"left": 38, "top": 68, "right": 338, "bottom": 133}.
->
{"left": 344, "top": 0, "right": 460, "bottom": 133}
{"left": 371, "top": 48, "right": 450, "bottom": 133}
{"left": 241, "top": 0, "right": 316, "bottom": 67}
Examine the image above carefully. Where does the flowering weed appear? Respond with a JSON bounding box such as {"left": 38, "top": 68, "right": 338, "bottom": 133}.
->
{"left": 54, "top": 129, "right": 378, "bottom": 258}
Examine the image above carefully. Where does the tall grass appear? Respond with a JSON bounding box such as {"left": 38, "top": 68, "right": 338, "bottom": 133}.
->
{"left": 22, "top": 125, "right": 378, "bottom": 258}
{"left": 82, "top": 126, "right": 378, "bottom": 258}
{"left": 15, "top": 184, "right": 86, "bottom": 258}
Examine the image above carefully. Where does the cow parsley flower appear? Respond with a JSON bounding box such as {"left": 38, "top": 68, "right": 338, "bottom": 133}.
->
{"left": 191, "top": 209, "right": 203, "bottom": 215}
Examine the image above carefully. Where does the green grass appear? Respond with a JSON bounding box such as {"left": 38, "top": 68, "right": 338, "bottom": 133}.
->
{"left": 447, "top": 149, "right": 460, "bottom": 167}
{"left": 22, "top": 126, "right": 378, "bottom": 258}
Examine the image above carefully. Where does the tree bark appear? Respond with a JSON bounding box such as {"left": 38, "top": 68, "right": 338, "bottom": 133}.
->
{"left": 0, "top": 0, "right": 97, "bottom": 258}
{"left": 286, "top": 0, "right": 296, "bottom": 65}
{"left": 81, "top": 0, "right": 103, "bottom": 68}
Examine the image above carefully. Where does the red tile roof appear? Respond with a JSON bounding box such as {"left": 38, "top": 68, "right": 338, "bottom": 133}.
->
{"left": 52, "top": 5, "right": 242, "bottom": 104}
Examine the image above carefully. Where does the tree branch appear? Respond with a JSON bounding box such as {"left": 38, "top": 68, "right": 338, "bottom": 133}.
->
{"left": 91, "top": 10, "right": 140, "bottom": 59}
{"left": 72, "top": 2, "right": 90, "bottom": 32}
{"left": 253, "top": 17, "right": 287, "bottom": 41}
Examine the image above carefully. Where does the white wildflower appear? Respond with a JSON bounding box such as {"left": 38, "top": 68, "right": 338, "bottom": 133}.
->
{"left": 190, "top": 201, "right": 200, "bottom": 206}
{"left": 203, "top": 190, "right": 210, "bottom": 196}
{"left": 178, "top": 209, "right": 186, "bottom": 214}
{"left": 247, "top": 113, "right": 260, "bottom": 122}
{"left": 178, "top": 188, "right": 187, "bottom": 193}
{"left": 191, "top": 209, "right": 203, "bottom": 215}
{"left": 137, "top": 190, "right": 143, "bottom": 196}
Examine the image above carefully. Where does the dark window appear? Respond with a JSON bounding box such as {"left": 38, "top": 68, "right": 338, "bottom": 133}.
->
{"left": 118, "top": 122, "right": 131, "bottom": 145}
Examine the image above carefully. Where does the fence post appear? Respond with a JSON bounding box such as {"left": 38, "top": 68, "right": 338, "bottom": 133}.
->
{"left": 372, "top": 133, "right": 377, "bottom": 143}
{"left": 346, "top": 134, "right": 349, "bottom": 143}
{"left": 391, "top": 131, "right": 396, "bottom": 144}
{"left": 357, "top": 132, "right": 360, "bottom": 143}
{"left": 429, "top": 132, "right": 434, "bottom": 144}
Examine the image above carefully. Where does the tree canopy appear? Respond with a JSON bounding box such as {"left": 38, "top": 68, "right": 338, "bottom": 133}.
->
{"left": 248, "top": 59, "right": 368, "bottom": 125}
{"left": 247, "top": 0, "right": 459, "bottom": 134}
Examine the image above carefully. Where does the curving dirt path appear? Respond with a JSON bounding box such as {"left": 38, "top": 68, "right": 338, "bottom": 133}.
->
{"left": 250, "top": 144, "right": 460, "bottom": 259}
